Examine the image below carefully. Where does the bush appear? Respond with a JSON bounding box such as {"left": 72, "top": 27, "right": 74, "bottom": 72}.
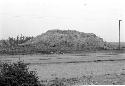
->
{"left": 0, "top": 61, "right": 41, "bottom": 86}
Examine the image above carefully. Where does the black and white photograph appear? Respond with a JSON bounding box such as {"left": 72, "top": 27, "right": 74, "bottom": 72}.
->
{"left": 0, "top": 0, "right": 125, "bottom": 85}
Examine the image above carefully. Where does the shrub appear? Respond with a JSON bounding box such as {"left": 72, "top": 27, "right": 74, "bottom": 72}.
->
{"left": 0, "top": 61, "right": 41, "bottom": 86}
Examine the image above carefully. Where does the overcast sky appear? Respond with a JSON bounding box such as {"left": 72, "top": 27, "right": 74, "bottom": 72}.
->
{"left": 0, "top": 0, "right": 125, "bottom": 42}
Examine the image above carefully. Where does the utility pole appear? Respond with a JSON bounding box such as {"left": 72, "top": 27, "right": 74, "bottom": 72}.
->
{"left": 119, "top": 20, "right": 122, "bottom": 50}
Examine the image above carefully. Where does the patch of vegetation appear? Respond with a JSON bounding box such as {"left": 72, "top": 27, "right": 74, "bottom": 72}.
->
{"left": 0, "top": 61, "right": 41, "bottom": 86}
{"left": 40, "top": 73, "right": 125, "bottom": 85}
{"left": 41, "top": 75, "right": 97, "bottom": 86}
{"left": 0, "top": 34, "right": 33, "bottom": 47}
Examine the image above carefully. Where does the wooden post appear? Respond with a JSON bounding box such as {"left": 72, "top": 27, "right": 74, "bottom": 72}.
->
{"left": 119, "top": 20, "right": 122, "bottom": 50}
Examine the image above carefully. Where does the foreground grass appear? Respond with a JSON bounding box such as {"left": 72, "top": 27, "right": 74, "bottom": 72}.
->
{"left": 1, "top": 61, "right": 125, "bottom": 85}
{"left": 40, "top": 73, "right": 125, "bottom": 85}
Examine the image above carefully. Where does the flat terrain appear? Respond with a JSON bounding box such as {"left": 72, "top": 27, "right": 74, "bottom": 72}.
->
{"left": 0, "top": 51, "right": 125, "bottom": 85}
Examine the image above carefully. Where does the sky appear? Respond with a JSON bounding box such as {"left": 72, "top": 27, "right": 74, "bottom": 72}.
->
{"left": 0, "top": 0, "right": 125, "bottom": 42}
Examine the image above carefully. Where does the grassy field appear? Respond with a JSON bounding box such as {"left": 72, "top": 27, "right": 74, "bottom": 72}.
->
{"left": 0, "top": 51, "right": 125, "bottom": 85}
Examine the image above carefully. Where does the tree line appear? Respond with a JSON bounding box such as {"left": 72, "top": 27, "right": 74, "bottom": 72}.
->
{"left": 1, "top": 34, "right": 33, "bottom": 47}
